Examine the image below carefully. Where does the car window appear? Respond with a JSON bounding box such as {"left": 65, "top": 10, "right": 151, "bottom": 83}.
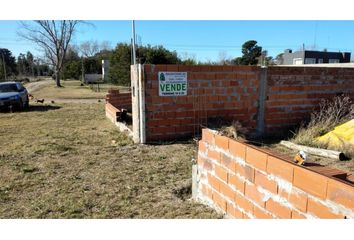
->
{"left": 0, "top": 84, "right": 19, "bottom": 93}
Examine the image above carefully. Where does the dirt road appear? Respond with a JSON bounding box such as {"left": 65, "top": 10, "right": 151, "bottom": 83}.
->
{"left": 25, "top": 80, "right": 53, "bottom": 93}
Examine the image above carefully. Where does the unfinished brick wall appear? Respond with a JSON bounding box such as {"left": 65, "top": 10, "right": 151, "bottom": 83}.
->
{"left": 265, "top": 67, "right": 354, "bottom": 132}
{"left": 195, "top": 128, "right": 354, "bottom": 219}
{"left": 105, "top": 89, "right": 132, "bottom": 123}
{"left": 105, "top": 89, "right": 132, "bottom": 111}
{"left": 144, "top": 65, "right": 260, "bottom": 141}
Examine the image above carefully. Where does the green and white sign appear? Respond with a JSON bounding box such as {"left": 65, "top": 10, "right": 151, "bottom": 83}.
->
{"left": 158, "top": 72, "right": 187, "bottom": 96}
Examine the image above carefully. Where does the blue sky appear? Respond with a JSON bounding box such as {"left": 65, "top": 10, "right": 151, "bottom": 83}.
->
{"left": 1, "top": 20, "right": 354, "bottom": 62}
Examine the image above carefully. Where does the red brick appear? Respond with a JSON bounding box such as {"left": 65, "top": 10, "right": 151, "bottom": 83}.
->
{"left": 220, "top": 153, "right": 236, "bottom": 172}
{"left": 266, "top": 199, "right": 292, "bottom": 219}
{"left": 228, "top": 174, "right": 245, "bottom": 193}
{"left": 235, "top": 192, "right": 253, "bottom": 214}
{"left": 166, "top": 65, "right": 178, "bottom": 71}
{"left": 326, "top": 179, "right": 354, "bottom": 212}
{"left": 307, "top": 198, "right": 344, "bottom": 219}
{"left": 207, "top": 149, "right": 220, "bottom": 162}
{"left": 202, "top": 128, "right": 215, "bottom": 144}
{"left": 215, "top": 135, "right": 229, "bottom": 152}
{"left": 226, "top": 203, "right": 243, "bottom": 219}
{"left": 215, "top": 165, "right": 228, "bottom": 183}
{"left": 201, "top": 184, "right": 213, "bottom": 200}
{"left": 220, "top": 181, "right": 236, "bottom": 201}
{"left": 245, "top": 183, "right": 266, "bottom": 208}
{"left": 293, "top": 167, "right": 328, "bottom": 199}
{"left": 229, "top": 139, "right": 246, "bottom": 159}
{"left": 197, "top": 154, "right": 205, "bottom": 166}
{"left": 289, "top": 191, "right": 308, "bottom": 213}
{"left": 235, "top": 163, "right": 255, "bottom": 183}
{"left": 198, "top": 155, "right": 213, "bottom": 171}
{"left": 291, "top": 211, "right": 307, "bottom": 219}
{"left": 213, "top": 191, "right": 227, "bottom": 212}
{"left": 198, "top": 141, "right": 207, "bottom": 154}
{"left": 208, "top": 173, "right": 220, "bottom": 191}
{"left": 254, "top": 206, "right": 273, "bottom": 219}
{"left": 266, "top": 156, "right": 294, "bottom": 183}
{"left": 245, "top": 147, "right": 268, "bottom": 171}
{"left": 255, "top": 170, "right": 278, "bottom": 194}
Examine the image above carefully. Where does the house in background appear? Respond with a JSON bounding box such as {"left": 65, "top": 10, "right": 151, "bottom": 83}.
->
{"left": 281, "top": 49, "right": 351, "bottom": 65}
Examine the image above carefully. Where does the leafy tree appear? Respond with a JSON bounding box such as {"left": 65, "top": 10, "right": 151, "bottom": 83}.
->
{"left": 108, "top": 43, "right": 181, "bottom": 86}
{"left": 181, "top": 58, "right": 197, "bottom": 65}
{"left": 108, "top": 43, "right": 131, "bottom": 85}
{"left": 0, "top": 48, "right": 17, "bottom": 80}
{"left": 232, "top": 40, "right": 262, "bottom": 65}
{"left": 137, "top": 45, "right": 180, "bottom": 64}
{"left": 62, "top": 60, "right": 81, "bottom": 80}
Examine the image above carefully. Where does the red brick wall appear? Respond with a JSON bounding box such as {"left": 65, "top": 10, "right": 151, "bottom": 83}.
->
{"left": 105, "top": 89, "right": 132, "bottom": 123}
{"left": 196, "top": 128, "right": 354, "bottom": 219}
{"left": 144, "top": 65, "right": 260, "bottom": 141}
{"left": 265, "top": 67, "right": 354, "bottom": 132}
{"left": 105, "top": 89, "right": 132, "bottom": 112}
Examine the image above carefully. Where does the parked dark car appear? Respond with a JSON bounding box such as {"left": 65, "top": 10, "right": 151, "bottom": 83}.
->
{"left": 0, "top": 81, "right": 29, "bottom": 111}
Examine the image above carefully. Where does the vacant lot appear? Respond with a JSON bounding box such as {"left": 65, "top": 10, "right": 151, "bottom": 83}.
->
{"left": 26, "top": 80, "right": 106, "bottom": 100}
{"left": 26, "top": 80, "right": 130, "bottom": 100}
{"left": 0, "top": 82, "right": 220, "bottom": 218}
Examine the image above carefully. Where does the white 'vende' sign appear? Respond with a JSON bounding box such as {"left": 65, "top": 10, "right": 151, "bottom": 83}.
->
{"left": 158, "top": 72, "right": 187, "bottom": 96}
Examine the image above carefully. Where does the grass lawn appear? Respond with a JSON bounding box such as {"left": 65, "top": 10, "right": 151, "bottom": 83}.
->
{"left": 0, "top": 86, "right": 220, "bottom": 218}
{"left": 28, "top": 80, "right": 108, "bottom": 99}
{"left": 27, "top": 80, "right": 131, "bottom": 100}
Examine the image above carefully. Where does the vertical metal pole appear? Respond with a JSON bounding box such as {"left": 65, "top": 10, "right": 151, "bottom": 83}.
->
{"left": 132, "top": 20, "right": 136, "bottom": 65}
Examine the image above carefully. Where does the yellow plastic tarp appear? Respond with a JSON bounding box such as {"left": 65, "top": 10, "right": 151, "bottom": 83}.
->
{"left": 317, "top": 119, "right": 354, "bottom": 148}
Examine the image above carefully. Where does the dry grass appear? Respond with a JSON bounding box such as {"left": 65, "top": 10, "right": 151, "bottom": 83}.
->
{"left": 28, "top": 80, "right": 107, "bottom": 99}
{"left": 292, "top": 95, "right": 354, "bottom": 158}
{"left": 0, "top": 93, "right": 220, "bottom": 218}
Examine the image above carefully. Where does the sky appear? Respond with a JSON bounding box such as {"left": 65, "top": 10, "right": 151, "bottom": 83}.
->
{"left": 1, "top": 20, "right": 354, "bottom": 62}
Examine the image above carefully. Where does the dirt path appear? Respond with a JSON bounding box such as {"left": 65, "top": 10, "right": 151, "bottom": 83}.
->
{"left": 25, "top": 80, "right": 53, "bottom": 93}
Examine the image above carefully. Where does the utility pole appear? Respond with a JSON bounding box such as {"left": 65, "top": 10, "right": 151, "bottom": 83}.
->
{"left": 132, "top": 20, "right": 136, "bottom": 65}
{"left": 1, "top": 52, "right": 7, "bottom": 81}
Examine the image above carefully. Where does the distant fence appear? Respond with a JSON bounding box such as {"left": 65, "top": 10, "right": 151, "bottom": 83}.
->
{"left": 84, "top": 74, "right": 102, "bottom": 84}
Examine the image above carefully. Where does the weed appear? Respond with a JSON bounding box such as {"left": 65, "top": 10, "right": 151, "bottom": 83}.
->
{"left": 292, "top": 94, "right": 354, "bottom": 157}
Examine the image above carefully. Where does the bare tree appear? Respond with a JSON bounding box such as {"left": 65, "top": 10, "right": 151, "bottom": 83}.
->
{"left": 19, "top": 20, "right": 81, "bottom": 87}
{"left": 99, "top": 41, "right": 112, "bottom": 52}
{"left": 79, "top": 40, "right": 112, "bottom": 57}
{"left": 79, "top": 40, "right": 99, "bottom": 57}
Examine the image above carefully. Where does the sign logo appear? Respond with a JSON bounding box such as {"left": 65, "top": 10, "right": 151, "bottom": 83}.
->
{"left": 159, "top": 72, "right": 165, "bottom": 81}
{"left": 158, "top": 72, "right": 187, "bottom": 96}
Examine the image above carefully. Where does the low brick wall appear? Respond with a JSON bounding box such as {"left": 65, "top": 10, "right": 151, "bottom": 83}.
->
{"left": 105, "top": 89, "right": 132, "bottom": 123}
{"left": 105, "top": 89, "right": 132, "bottom": 112}
{"left": 195, "top": 128, "right": 354, "bottom": 219}
{"left": 105, "top": 102, "right": 119, "bottom": 123}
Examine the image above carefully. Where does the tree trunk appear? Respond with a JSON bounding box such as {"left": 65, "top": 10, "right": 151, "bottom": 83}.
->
{"left": 55, "top": 70, "right": 61, "bottom": 87}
